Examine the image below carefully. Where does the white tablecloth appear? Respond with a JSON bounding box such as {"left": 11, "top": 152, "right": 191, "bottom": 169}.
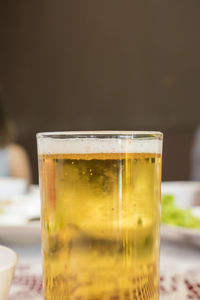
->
{"left": 6, "top": 239, "right": 200, "bottom": 300}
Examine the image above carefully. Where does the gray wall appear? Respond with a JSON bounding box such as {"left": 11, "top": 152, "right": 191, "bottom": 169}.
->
{"left": 0, "top": 1, "right": 200, "bottom": 182}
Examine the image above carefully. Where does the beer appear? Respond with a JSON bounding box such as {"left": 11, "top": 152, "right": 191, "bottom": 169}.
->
{"left": 37, "top": 134, "right": 162, "bottom": 300}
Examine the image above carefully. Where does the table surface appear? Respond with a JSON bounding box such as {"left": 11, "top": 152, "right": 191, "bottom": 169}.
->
{"left": 6, "top": 239, "right": 200, "bottom": 300}
{"left": 10, "top": 238, "right": 200, "bottom": 269}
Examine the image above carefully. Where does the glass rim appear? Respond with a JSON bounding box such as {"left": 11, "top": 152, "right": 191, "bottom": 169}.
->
{"left": 37, "top": 131, "right": 163, "bottom": 140}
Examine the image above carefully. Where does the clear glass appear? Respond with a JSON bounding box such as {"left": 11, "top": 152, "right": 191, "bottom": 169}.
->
{"left": 37, "top": 131, "right": 163, "bottom": 300}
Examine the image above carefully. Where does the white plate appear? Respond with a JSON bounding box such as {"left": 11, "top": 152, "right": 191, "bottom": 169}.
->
{"left": 1, "top": 181, "right": 200, "bottom": 245}
{"left": 0, "top": 185, "right": 41, "bottom": 244}
{"left": 0, "top": 177, "right": 28, "bottom": 199}
{"left": 161, "top": 181, "right": 200, "bottom": 247}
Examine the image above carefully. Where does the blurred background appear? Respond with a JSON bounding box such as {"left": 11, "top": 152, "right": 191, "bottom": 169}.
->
{"left": 0, "top": 0, "right": 200, "bottom": 183}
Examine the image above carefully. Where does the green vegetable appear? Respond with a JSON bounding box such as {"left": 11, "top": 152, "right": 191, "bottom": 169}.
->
{"left": 161, "top": 194, "right": 200, "bottom": 229}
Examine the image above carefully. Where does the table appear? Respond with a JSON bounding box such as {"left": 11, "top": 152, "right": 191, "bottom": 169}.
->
{"left": 160, "top": 239, "right": 200, "bottom": 299}
{"left": 6, "top": 239, "right": 200, "bottom": 300}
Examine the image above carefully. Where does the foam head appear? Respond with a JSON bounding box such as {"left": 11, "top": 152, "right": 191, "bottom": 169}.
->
{"left": 37, "top": 132, "right": 162, "bottom": 155}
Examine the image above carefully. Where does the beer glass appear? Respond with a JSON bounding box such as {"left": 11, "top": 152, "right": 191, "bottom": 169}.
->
{"left": 37, "top": 131, "right": 163, "bottom": 300}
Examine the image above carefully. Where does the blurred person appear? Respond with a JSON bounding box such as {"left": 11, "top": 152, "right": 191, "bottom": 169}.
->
{"left": 0, "top": 95, "right": 32, "bottom": 183}
{"left": 191, "top": 125, "right": 200, "bottom": 181}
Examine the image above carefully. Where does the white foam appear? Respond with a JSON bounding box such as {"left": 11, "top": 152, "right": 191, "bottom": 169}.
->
{"left": 37, "top": 137, "right": 162, "bottom": 155}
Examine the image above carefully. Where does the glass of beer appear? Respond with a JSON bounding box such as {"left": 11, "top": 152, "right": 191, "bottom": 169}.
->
{"left": 37, "top": 131, "right": 163, "bottom": 300}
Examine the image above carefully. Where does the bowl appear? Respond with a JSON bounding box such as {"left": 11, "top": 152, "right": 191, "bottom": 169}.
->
{"left": 0, "top": 177, "right": 28, "bottom": 200}
{"left": 162, "top": 181, "right": 200, "bottom": 208}
{"left": 161, "top": 181, "right": 200, "bottom": 247}
{"left": 0, "top": 245, "right": 18, "bottom": 299}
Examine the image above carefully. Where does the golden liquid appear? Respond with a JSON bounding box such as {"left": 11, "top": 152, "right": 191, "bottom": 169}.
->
{"left": 39, "top": 153, "right": 161, "bottom": 300}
